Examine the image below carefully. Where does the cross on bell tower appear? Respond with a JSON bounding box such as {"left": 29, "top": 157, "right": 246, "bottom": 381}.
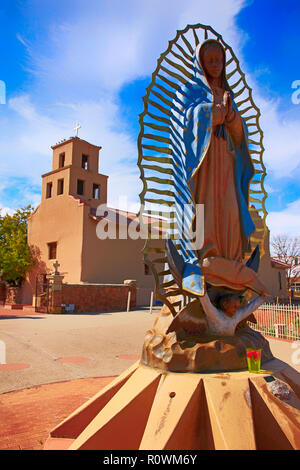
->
{"left": 74, "top": 122, "right": 81, "bottom": 137}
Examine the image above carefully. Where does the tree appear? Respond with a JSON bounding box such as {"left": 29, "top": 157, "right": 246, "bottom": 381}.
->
{"left": 270, "top": 234, "right": 300, "bottom": 293}
{"left": 0, "top": 205, "right": 34, "bottom": 286}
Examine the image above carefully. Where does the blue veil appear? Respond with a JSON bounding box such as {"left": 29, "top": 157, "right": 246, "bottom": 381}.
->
{"left": 166, "top": 40, "right": 255, "bottom": 296}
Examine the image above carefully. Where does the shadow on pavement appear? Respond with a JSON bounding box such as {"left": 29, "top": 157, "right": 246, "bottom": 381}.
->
{"left": 0, "top": 315, "right": 45, "bottom": 320}
{"left": 69, "top": 306, "right": 159, "bottom": 316}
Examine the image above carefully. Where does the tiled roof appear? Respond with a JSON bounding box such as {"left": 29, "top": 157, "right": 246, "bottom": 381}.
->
{"left": 89, "top": 206, "right": 167, "bottom": 233}
{"left": 270, "top": 257, "right": 291, "bottom": 269}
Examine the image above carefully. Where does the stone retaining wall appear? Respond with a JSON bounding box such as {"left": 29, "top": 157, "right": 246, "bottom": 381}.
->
{"left": 48, "top": 283, "right": 136, "bottom": 313}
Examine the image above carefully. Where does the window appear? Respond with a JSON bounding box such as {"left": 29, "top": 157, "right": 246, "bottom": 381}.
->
{"left": 57, "top": 179, "right": 64, "bottom": 195}
{"left": 59, "top": 153, "right": 65, "bottom": 168}
{"left": 278, "top": 271, "right": 282, "bottom": 290}
{"left": 46, "top": 182, "right": 53, "bottom": 198}
{"left": 77, "top": 179, "right": 84, "bottom": 195}
{"left": 93, "top": 183, "right": 100, "bottom": 199}
{"left": 48, "top": 242, "right": 57, "bottom": 260}
{"left": 82, "top": 154, "right": 89, "bottom": 170}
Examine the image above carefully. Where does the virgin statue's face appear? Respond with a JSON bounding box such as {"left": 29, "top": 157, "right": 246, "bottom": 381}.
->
{"left": 200, "top": 44, "right": 224, "bottom": 80}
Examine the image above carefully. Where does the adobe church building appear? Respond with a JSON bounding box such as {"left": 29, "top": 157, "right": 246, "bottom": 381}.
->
{"left": 21, "top": 136, "right": 162, "bottom": 310}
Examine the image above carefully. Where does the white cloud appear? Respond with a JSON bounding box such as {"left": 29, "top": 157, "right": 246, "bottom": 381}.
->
{"left": 0, "top": 95, "right": 69, "bottom": 184}
{"left": 254, "top": 95, "right": 300, "bottom": 178}
{"left": 267, "top": 199, "right": 300, "bottom": 237}
{"left": 0, "top": 204, "right": 16, "bottom": 216}
{"left": 1, "top": 94, "right": 140, "bottom": 207}
{"left": 2, "top": 0, "right": 250, "bottom": 210}
{"left": 178, "top": 0, "right": 247, "bottom": 45}
{"left": 16, "top": 33, "right": 30, "bottom": 49}
{"left": 107, "top": 170, "right": 143, "bottom": 211}
{"left": 2, "top": 0, "right": 299, "bottom": 225}
{"left": 22, "top": 0, "right": 248, "bottom": 94}
{"left": 55, "top": 99, "right": 136, "bottom": 171}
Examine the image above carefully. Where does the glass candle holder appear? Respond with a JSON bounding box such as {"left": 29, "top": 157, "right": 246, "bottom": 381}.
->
{"left": 246, "top": 348, "right": 262, "bottom": 373}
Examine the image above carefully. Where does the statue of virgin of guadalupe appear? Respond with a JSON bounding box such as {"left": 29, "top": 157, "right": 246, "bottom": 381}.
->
{"left": 140, "top": 33, "right": 273, "bottom": 371}
{"left": 168, "top": 39, "right": 268, "bottom": 299}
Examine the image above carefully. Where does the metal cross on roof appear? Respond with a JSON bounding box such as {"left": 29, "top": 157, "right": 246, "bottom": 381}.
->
{"left": 74, "top": 122, "right": 81, "bottom": 137}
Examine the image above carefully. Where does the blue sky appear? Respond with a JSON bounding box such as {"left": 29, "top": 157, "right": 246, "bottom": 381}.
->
{"left": 0, "top": 0, "right": 299, "bottom": 236}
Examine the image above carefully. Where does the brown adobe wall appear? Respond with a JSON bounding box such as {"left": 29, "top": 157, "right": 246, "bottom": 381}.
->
{"left": 0, "top": 282, "right": 6, "bottom": 304}
{"left": 49, "top": 283, "right": 136, "bottom": 313}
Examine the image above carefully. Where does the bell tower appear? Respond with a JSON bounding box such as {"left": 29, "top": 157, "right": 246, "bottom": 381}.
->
{"left": 41, "top": 136, "right": 108, "bottom": 209}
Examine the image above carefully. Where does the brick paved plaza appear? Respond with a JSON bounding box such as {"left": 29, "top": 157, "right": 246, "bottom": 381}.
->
{"left": 0, "top": 306, "right": 298, "bottom": 450}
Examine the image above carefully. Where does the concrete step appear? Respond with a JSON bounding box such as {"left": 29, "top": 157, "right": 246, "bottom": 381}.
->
{"left": 22, "top": 305, "right": 37, "bottom": 312}
{"left": 4, "top": 304, "right": 24, "bottom": 310}
{"left": 4, "top": 304, "right": 38, "bottom": 312}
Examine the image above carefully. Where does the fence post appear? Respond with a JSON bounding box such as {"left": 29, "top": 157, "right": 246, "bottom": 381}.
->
{"left": 0, "top": 340, "right": 6, "bottom": 364}
{"left": 126, "top": 290, "right": 131, "bottom": 313}
{"left": 150, "top": 291, "right": 154, "bottom": 314}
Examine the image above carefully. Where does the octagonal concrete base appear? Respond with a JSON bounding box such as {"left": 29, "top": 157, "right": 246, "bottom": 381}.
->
{"left": 44, "top": 357, "right": 300, "bottom": 450}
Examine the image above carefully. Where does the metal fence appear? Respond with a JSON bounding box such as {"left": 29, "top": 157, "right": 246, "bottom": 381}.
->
{"left": 249, "top": 303, "right": 300, "bottom": 341}
{"left": 148, "top": 295, "right": 300, "bottom": 341}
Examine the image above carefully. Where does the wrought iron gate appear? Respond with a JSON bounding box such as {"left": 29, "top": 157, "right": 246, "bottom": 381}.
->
{"left": 35, "top": 274, "right": 49, "bottom": 313}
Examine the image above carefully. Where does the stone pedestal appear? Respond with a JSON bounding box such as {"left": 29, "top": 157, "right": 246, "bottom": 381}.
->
{"left": 141, "top": 304, "right": 274, "bottom": 372}
{"left": 44, "top": 357, "right": 300, "bottom": 450}
{"left": 43, "top": 304, "right": 300, "bottom": 450}
{"left": 47, "top": 274, "right": 64, "bottom": 314}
